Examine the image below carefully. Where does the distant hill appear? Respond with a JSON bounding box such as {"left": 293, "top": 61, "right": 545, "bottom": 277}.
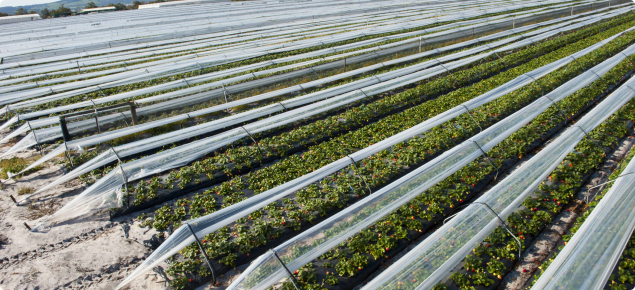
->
{"left": 0, "top": 0, "right": 124, "bottom": 14}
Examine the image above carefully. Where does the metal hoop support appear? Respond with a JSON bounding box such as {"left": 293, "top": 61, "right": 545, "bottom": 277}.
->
{"left": 119, "top": 112, "right": 130, "bottom": 127}
{"left": 583, "top": 66, "right": 608, "bottom": 87}
{"left": 573, "top": 126, "right": 607, "bottom": 155}
{"left": 435, "top": 59, "right": 450, "bottom": 73}
{"left": 180, "top": 114, "right": 192, "bottom": 129}
{"left": 569, "top": 56, "right": 587, "bottom": 72}
{"left": 525, "top": 75, "right": 543, "bottom": 97}
{"left": 586, "top": 172, "right": 635, "bottom": 203}
{"left": 27, "top": 122, "right": 43, "bottom": 156}
{"left": 186, "top": 223, "right": 217, "bottom": 284}
{"left": 619, "top": 52, "right": 635, "bottom": 65}
{"left": 308, "top": 66, "right": 321, "bottom": 80}
{"left": 543, "top": 95, "right": 569, "bottom": 122}
{"left": 599, "top": 43, "right": 612, "bottom": 58}
{"left": 241, "top": 126, "right": 265, "bottom": 159}
{"left": 444, "top": 202, "right": 522, "bottom": 262}
{"left": 64, "top": 141, "right": 75, "bottom": 170}
{"left": 297, "top": 84, "right": 308, "bottom": 96}
{"left": 118, "top": 164, "right": 130, "bottom": 207}
{"left": 96, "top": 85, "right": 107, "bottom": 98}
{"left": 625, "top": 85, "right": 635, "bottom": 94}
{"left": 485, "top": 44, "right": 507, "bottom": 68}
{"left": 112, "top": 147, "right": 122, "bottom": 163}
{"left": 90, "top": 100, "right": 100, "bottom": 134}
{"left": 345, "top": 155, "right": 372, "bottom": 195}
{"left": 472, "top": 141, "right": 499, "bottom": 180}
{"left": 221, "top": 83, "right": 231, "bottom": 112}
{"left": 460, "top": 105, "right": 483, "bottom": 133}
{"left": 271, "top": 249, "right": 300, "bottom": 290}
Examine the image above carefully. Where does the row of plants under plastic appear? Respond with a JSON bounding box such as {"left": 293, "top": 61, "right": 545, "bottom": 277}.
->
{"left": 88, "top": 15, "right": 576, "bottom": 210}
{"left": 138, "top": 15, "right": 635, "bottom": 289}
{"left": 65, "top": 18, "right": 554, "bottom": 185}
{"left": 131, "top": 12, "right": 632, "bottom": 220}
{"left": 62, "top": 24, "right": 552, "bottom": 175}
{"left": 434, "top": 87, "right": 635, "bottom": 290}
{"left": 3, "top": 10, "right": 434, "bottom": 85}
{"left": 58, "top": 33, "right": 490, "bottom": 155}
{"left": 6, "top": 2, "right": 560, "bottom": 124}
{"left": 526, "top": 143, "right": 635, "bottom": 290}
{"left": 5, "top": 4, "right": 438, "bottom": 77}
{"left": 263, "top": 29, "right": 635, "bottom": 290}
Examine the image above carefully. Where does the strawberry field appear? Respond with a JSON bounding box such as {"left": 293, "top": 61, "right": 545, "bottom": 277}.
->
{"left": 3, "top": 1, "right": 635, "bottom": 290}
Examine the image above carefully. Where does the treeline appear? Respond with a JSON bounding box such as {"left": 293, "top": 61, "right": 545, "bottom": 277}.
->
{"left": 0, "top": 0, "right": 173, "bottom": 18}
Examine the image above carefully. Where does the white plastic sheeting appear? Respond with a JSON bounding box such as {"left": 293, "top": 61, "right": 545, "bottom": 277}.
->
{"left": 0, "top": 0, "right": 604, "bottom": 123}
{"left": 226, "top": 38, "right": 635, "bottom": 290}
{"left": 12, "top": 8, "right": 612, "bottom": 199}
{"left": 530, "top": 155, "right": 635, "bottom": 288}
{"left": 0, "top": 0, "right": 471, "bottom": 62}
{"left": 0, "top": 0, "right": 501, "bottom": 83}
{"left": 361, "top": 57, "right": 635, "bottom": 290}
{"left": 0, "top": 0, "right": 562, "bottom": 66}
{"left": 0, "top": 6, "right": 504, "bottom": 130}
{"left": 113, "top": 22, "right": 635, "bottom": 290}
{"left": 24, "top": 11, "right": 628, "bottom": 206}
{"left": 0, "top": 2, "right": 513, "bottom": 107}
{"left": 2, "top": 0, "right": 625, "bottom": 149}
{"left": 7, "top": 0, "right": 629, "bottom": 156}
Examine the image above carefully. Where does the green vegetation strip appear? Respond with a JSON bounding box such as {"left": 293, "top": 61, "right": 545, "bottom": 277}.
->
{"left": 133, "top": 13, "right": 635, "bottom": 288}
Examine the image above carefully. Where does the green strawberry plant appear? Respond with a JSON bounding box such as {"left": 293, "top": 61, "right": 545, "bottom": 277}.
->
{"left": 147, "top": 12, "right": 635, "bottom": 284}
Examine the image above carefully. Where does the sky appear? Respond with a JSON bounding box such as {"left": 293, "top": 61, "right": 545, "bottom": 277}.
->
{"left": 0, "top": 0, "right": 59, "bottom": 7}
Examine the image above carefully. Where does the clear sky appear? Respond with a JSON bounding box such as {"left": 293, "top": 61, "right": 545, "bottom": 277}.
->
{"left": 0, "top": 0, "right": 60, "bottom": 7}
